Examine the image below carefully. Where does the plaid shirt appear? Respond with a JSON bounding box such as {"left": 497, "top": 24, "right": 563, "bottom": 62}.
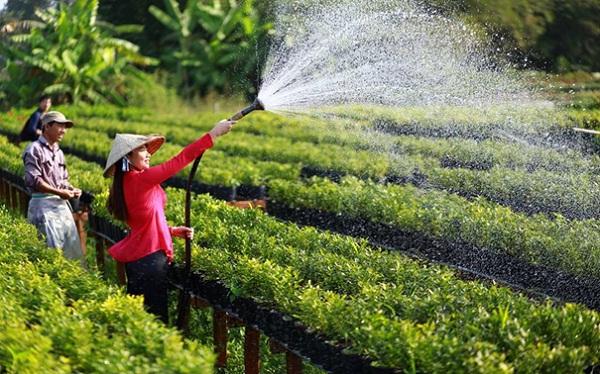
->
{"left": 22, "top": 135, "right": 72, "bottom": 194}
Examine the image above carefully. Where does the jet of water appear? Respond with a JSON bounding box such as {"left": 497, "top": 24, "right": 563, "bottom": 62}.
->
{"left": 257, "top": 0, "right": 535, "bottom": 117}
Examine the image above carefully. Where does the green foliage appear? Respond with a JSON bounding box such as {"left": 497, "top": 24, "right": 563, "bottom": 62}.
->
{"left": 570, "top": 91, "right": 600, "bottom": 111}
{"left": 268, "top": 175, "right": 600, "bottom": 281}
{"left": 149, "top": 0, "right": 272, "bottom": 99}
{"left": 150, "top": 190, "right": 600, "bottom": 371}
{"left": 426, "top": 0, "right": 600, "bottom": 72}
{"left": 121, "top": 70, "right": 186, "bottom": 111}
{"left": 458, "top": 0, "right": 554, "bottom": 52}
{"left": 539, "top": 0, "right": 600, "bottom": 72}
{"left": 0, "top": 0, "right": 157, "bottom": 108}
{"left": 0, "top": 296, "right": 71, "bottom": 374}
{"left": 0, "top": 205, "right": 216, "bottom": 373}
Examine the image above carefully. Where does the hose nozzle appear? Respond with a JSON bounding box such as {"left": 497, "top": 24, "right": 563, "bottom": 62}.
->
{"left": 229, "top": 98, "right": 265, "bottom": 121}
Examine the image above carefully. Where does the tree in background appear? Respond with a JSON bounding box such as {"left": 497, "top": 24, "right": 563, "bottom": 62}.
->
{"left": 427, "top": 0, "right": 600, "bottom": 72}
{"left": 148, "top": 0, "right": 272, "bottom": 100}
{"left": 97, "top": 0, "right": 166, "bottom": 59}
{"left": 538, "top": 0, "right": 600, "bottom": 72}
{"left": 190, "top": 0, "right": 272, "bottom": 99}
{"left": 0, "top": 0, "right": 157, "bottom": 108}
{"left": 427, "top": 0, "right": 554, "bottom": 68}
{"left": 147, "top": 0, "right": 200, "bottom": 100}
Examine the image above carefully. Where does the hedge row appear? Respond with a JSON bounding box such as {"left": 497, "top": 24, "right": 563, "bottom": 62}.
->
{"left": 63, "top": 106, "right": 600, "bottom": 177}
{"left": 5, "top": 106, "right": 599, "bottom": 218}
{"left": 90, "top": 189, "right": 600, "bottom": 372}
{"left": 268, "top": 176, "right": 600, "bottom": 282}
{"left": 0, "top": 205, "right": 215, "bottom": 373}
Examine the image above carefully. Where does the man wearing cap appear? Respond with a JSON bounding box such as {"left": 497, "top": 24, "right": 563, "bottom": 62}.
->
{"left": 22, "top": 111, "right": 85, "bottom": 264}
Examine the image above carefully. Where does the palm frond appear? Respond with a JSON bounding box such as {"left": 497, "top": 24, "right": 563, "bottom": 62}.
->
{"left": 44, "top": 83, "right": 72, "bottom": 95}
{"left": 34, "top": 9, "right": 54, "bottom": 24}
{"left": 149, "top": 5, "right": 181, "bottom": 32}
{"left": 113, "top": 24, "right": 145, "bottom": 34}
{"left": 101, "top": 37, "right": 139, "bottom": 53}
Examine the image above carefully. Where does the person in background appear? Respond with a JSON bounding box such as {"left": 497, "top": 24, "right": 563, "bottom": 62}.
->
{"left": 22, "top": 111, "right": 85, "bottom": 265}
{"left": 20, "top": 95, "right": 52, "bottom": 142}
{"left": 103, "top": 119, "right": 234, "bottom": 324}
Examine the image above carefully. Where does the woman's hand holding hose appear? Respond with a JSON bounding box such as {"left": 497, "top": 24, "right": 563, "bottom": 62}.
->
{"left": 209, "top": 119, "right": 236, "bottom": 141}
{"left": 171, "top": 226, "right": 194, "bottom": 240}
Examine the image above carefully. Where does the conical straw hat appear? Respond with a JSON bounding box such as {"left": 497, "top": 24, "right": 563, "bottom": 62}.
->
{"left": 103, "top": 133, "right": 165, "bottom": 178}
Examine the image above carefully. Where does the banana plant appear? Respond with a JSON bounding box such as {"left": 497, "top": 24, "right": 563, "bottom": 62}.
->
{"left": 150, "top": 0, "right": 272, "bottom": 99}
{"left": 192, "top": 0, "right": 273, "bottom": 97}
{"left": 149, "top": 0, "right": 200, "bottom": 100}
{"left": 0, "top": 0, "right": 157, "bottom": 107}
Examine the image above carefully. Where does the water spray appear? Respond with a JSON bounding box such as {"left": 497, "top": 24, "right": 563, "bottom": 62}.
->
{"left": 176, "top": 98, "right": 265, "bottom": 329}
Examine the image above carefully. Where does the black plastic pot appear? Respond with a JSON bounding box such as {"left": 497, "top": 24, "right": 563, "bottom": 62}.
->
{"left": 169, "top": 267, "right": 399, "bottom": 374}
{"left": 267, "top": 201, "right": 600, "bottom": 311}
{"left": 235, "top": 184, "right": 266, "bottom": 200}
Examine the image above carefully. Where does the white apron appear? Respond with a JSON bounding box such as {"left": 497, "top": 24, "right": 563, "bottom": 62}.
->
{"left": 27, "top": 194, "right": 85, "bottom": 263}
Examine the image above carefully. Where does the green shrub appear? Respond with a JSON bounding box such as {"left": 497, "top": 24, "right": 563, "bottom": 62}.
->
{"left": 0, "top": 205, "right": 215, "bottom": 373}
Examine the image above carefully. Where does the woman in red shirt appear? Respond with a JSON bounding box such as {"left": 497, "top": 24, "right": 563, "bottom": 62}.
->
{"left": 103, "top": 120, "right": 234, "bottom": 323}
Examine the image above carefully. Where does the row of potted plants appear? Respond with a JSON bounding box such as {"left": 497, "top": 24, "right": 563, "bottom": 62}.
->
{"left": 267, "top": 175, "right": 600, "bottom": 283}
{"left": 3, "top": 106, "right": 599, "bottom": 219}
{"left": 4, "top": 131, "right": 600, "bottom": 293}
{"left": 10, "top": 107, "right": 598, "bottom": 219}
{"left": 61, "top": 107, "right": 600, "bottom": 178}
{"left": 0, "top": 204, "right": 215, "bottom": 373}
{"left": 90, "top": 188, "right": 600, "bottom": 372}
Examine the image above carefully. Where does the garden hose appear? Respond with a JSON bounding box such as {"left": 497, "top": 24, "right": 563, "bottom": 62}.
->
{"left": 176, "top": 98, "right": 265, "bottom": 329}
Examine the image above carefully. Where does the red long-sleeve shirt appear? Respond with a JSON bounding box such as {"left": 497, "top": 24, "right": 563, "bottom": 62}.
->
{"left": 108, "top": 134, "right": 213, "bottom": 263}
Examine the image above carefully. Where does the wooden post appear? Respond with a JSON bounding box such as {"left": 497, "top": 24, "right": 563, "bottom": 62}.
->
{"left": 244, "top": 326, "right": 260, "bottom": 374}
{"left": 177, "top": 296, "right": 211, "bottom": 335}
{"left": 0, "top": 178, "right": 6, "bottom": 202}
{"left": 18, "top": 188, "right": 29, "bottom": 216}
{"left": 286, "top": 351, "right": 303, "bottom": 374}
{"left": 94, "top": 233, "right": 106, "bottom": 276}
{"left": 9, "top": 184, "right": 18, "bottom": 211}
{"left": 116, "top": 261, "right": 126, "bottom": 286}
{"left": 177, "top": 293, "right": 191, "bottom": 333}
{"left": 213, "top": 309, "right": 228, "bottom": 368}
{"left": 269, "top": 339, "right": 303, "bottom": 374}
{"left": 2, "top": 181, "right": 9, "bottom": 206}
